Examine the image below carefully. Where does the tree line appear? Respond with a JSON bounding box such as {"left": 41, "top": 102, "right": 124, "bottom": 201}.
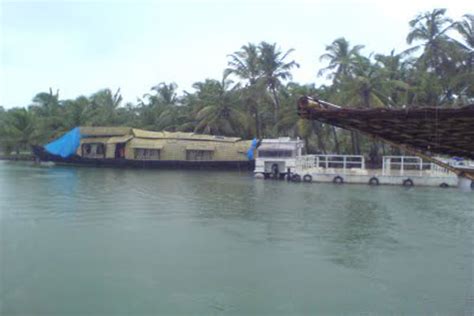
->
{"left": 1, "top": 9, "right": 472, "bottom": 159}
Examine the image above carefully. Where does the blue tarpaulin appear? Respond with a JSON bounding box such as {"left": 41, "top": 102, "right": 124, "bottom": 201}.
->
{"left": 247, "top": 138, "right": 258, "bottom": 160}
{"left": 45, "top": 127, "right": 82, "bottom": 158}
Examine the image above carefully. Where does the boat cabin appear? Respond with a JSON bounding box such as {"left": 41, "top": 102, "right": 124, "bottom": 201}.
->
{"left": 74, "top": 127, "right": 252, "bottom": 164}
{"left": 254, "top": 137, "right": 304, "bottom": 179}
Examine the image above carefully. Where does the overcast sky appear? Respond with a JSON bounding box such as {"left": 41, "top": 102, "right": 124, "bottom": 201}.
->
{"left": 0, "top": 0, "right": 471, "bottom": 109}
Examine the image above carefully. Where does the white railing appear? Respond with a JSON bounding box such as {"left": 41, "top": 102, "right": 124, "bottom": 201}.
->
{"left": 297, "top": 155, "right": 365, "bottom": 171}
{"left": 297, "top": 155, "right": 457, "bottom": 177}
{"left": 382, "top": 156, "right": 453, "bottom": 176}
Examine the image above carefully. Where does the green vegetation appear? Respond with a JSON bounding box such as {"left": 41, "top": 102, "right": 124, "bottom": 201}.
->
{"left": 1, "top": 9, "right": 472, "bottom": 159}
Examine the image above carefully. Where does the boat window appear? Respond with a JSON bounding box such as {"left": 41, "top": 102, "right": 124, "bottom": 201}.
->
{"left": 134, "top": 148, "right": 160, "bottom": 160}
{"left": 96, "top": 144, "right": 105, "bottom": 155}
{"left": 258, "top": 150, "right": 293, "bottom": 158}
{"left": 82, "top": 143, "right": 106, "bottom": 159}
{"left": 186, "top": 150, "right": 213, "bottom": 161}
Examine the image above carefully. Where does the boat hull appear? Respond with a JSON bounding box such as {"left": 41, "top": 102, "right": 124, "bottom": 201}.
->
{"left": 32, "top": 146, "right": 254, "bottom": 170}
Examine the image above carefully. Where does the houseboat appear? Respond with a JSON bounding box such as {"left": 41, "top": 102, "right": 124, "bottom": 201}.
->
{"left": 33, "top": 127, "right": 256, "bottom": 170}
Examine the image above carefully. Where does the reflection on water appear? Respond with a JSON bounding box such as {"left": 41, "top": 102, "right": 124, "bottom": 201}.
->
{"left": 327, "top": 198, "right": 384, "bottom": 268}
{"left": 0, "top": 161, "right": 473, "bottom": 315}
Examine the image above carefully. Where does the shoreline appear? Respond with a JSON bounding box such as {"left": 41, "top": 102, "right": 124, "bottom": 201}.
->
{"left": 0, "top": 154, "right": 35, "bottom": 161}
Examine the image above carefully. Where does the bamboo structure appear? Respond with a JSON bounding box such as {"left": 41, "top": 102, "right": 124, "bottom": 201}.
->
{"left": 297, "top": 96, "right": 474, "bottom": 181}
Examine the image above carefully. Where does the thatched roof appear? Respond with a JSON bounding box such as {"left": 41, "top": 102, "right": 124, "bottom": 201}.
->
{"left": 80, "top": 135, "right": 133, "bottom": 144}
{"left": 78, "top": 127, "right": 244, "bottom": 143}
{"left": 132, "top": 129, "right": 242, "bottom": 142}
{"left": 297, "top": 97, "right": 474, "bottom": 179}
{"left": 81, "top": 137, "right": 111, "bottom": 144}
{"left": 129, "top": 138, "right": 165, "bottom": 149}
{"left": 108, "top": 135, "right": 133, "bottom": 143}
{"left": 80, "top": 127, "right": 132, "bottom": 137}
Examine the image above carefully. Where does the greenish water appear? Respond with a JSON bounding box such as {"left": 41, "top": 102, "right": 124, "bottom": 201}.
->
{"left": 0, "top": 161, "right": 473, "bottom": 315}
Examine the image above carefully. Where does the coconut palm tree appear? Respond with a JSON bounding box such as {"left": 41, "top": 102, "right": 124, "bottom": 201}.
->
{"left": 141, "top": 82, "right": 183, "bottom": 130}
{"left": 277, "top": 104, "right": 323, "bottom": 153}
{"left": 225, "top": 43, "right": 263, "bottom": 138}
{"left": 193, "top": 78, "right": 249, "bottom": 136}
{"left": 406, "top": 9, "right": 470, "bottom": 104}
{"left": 89, "top": 88, "right": 123, "bottom": 126}
{"left": 30, "top": 88, "right": 60, "bottom": 115}
{"left": 406, "top": 8, "right": 456, "bottom": 73}
{"left": 406, "top": 71, "right": 444, "bottom": 107}
{"left": 0, "top": 107, "right": 10, "bottom": 153}
{"left": 318, "top": 37, "right": 365, "bottom": 82}
{"left": 62, "top": 96, "right": 95, "bottom": 128}
{"left": 2, "top": 108, "right": 38, "bottom": 154}
{"left": 147, "top": 82, "right": 178, "bottom": 106}
{"left": 275, "top": 82, "right": 329, "bottom": 153}
{"left": 452, "top": 14, "right": 474, "bottom": 101}
{"left": 29, "top": 88, "right": 66, "bottom": 137}
{"left": 258, "top": 41, "right": 299, "bottom": 123}
{"left": 374, "top": 49, "right": 413, "bottom": 106}
{"left": 454, "top": 14, "right": 474, "bottom": 54}
{"left": 341, "top": 56, "right": 407, "bottom": 108}
{"left": 453, "top": 14, "right": 474, "bottom": 75}
{"left": 334, "top": 57, "right": 394, "bottom": 154}
{"left": 155, "top": 104, "right": 193, "bottom": 132}
{"left": 115, "top": 102, "right": 142, "bottom": 127}
{"left": 225, "top": 43, "right": 261, "bottom": 85}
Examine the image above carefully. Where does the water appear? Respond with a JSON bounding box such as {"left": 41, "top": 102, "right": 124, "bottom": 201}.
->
{"left": 0, "top": 161, "right": 473, "bottom": 315}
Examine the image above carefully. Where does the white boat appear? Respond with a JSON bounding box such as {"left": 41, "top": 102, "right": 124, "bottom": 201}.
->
{"left": 254, "top": 139, "right": 461, "bottom": 187}
{"left": 254, "top": 137, "right": 304, "bottom": 179}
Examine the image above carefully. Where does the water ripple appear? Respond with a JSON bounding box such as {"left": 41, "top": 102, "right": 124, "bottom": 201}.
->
{"left": 1, "top": 162, "right": 473, "bottom": 315}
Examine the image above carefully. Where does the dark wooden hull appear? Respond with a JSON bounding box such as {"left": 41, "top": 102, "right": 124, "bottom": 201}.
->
{"left": 32, "top": 146, "right": 254, "bottom": 171}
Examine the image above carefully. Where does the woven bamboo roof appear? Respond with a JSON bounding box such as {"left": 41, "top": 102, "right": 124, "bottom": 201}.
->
{"left": 131, "top": 129, "right": 242, "bottom": 142}
{"left": 129, "top": 138, "right": 165, "bottom": 149}
{"left": 78, "top": 127, "right": 243, "bottom": 142}
{"left": 297, "top": 97, "right": 474, "bottom": 160}
{"left": 108, "top": 135, "right": 133, "bottom": 144}
{"left": 81, "top": 135, "right": 132, "bottom": 144}
{"left": 81, "top": 137, "right": 111, "bottom": 144}
{"left": 80, "top": 127, "right": 132, "bottom": 137}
